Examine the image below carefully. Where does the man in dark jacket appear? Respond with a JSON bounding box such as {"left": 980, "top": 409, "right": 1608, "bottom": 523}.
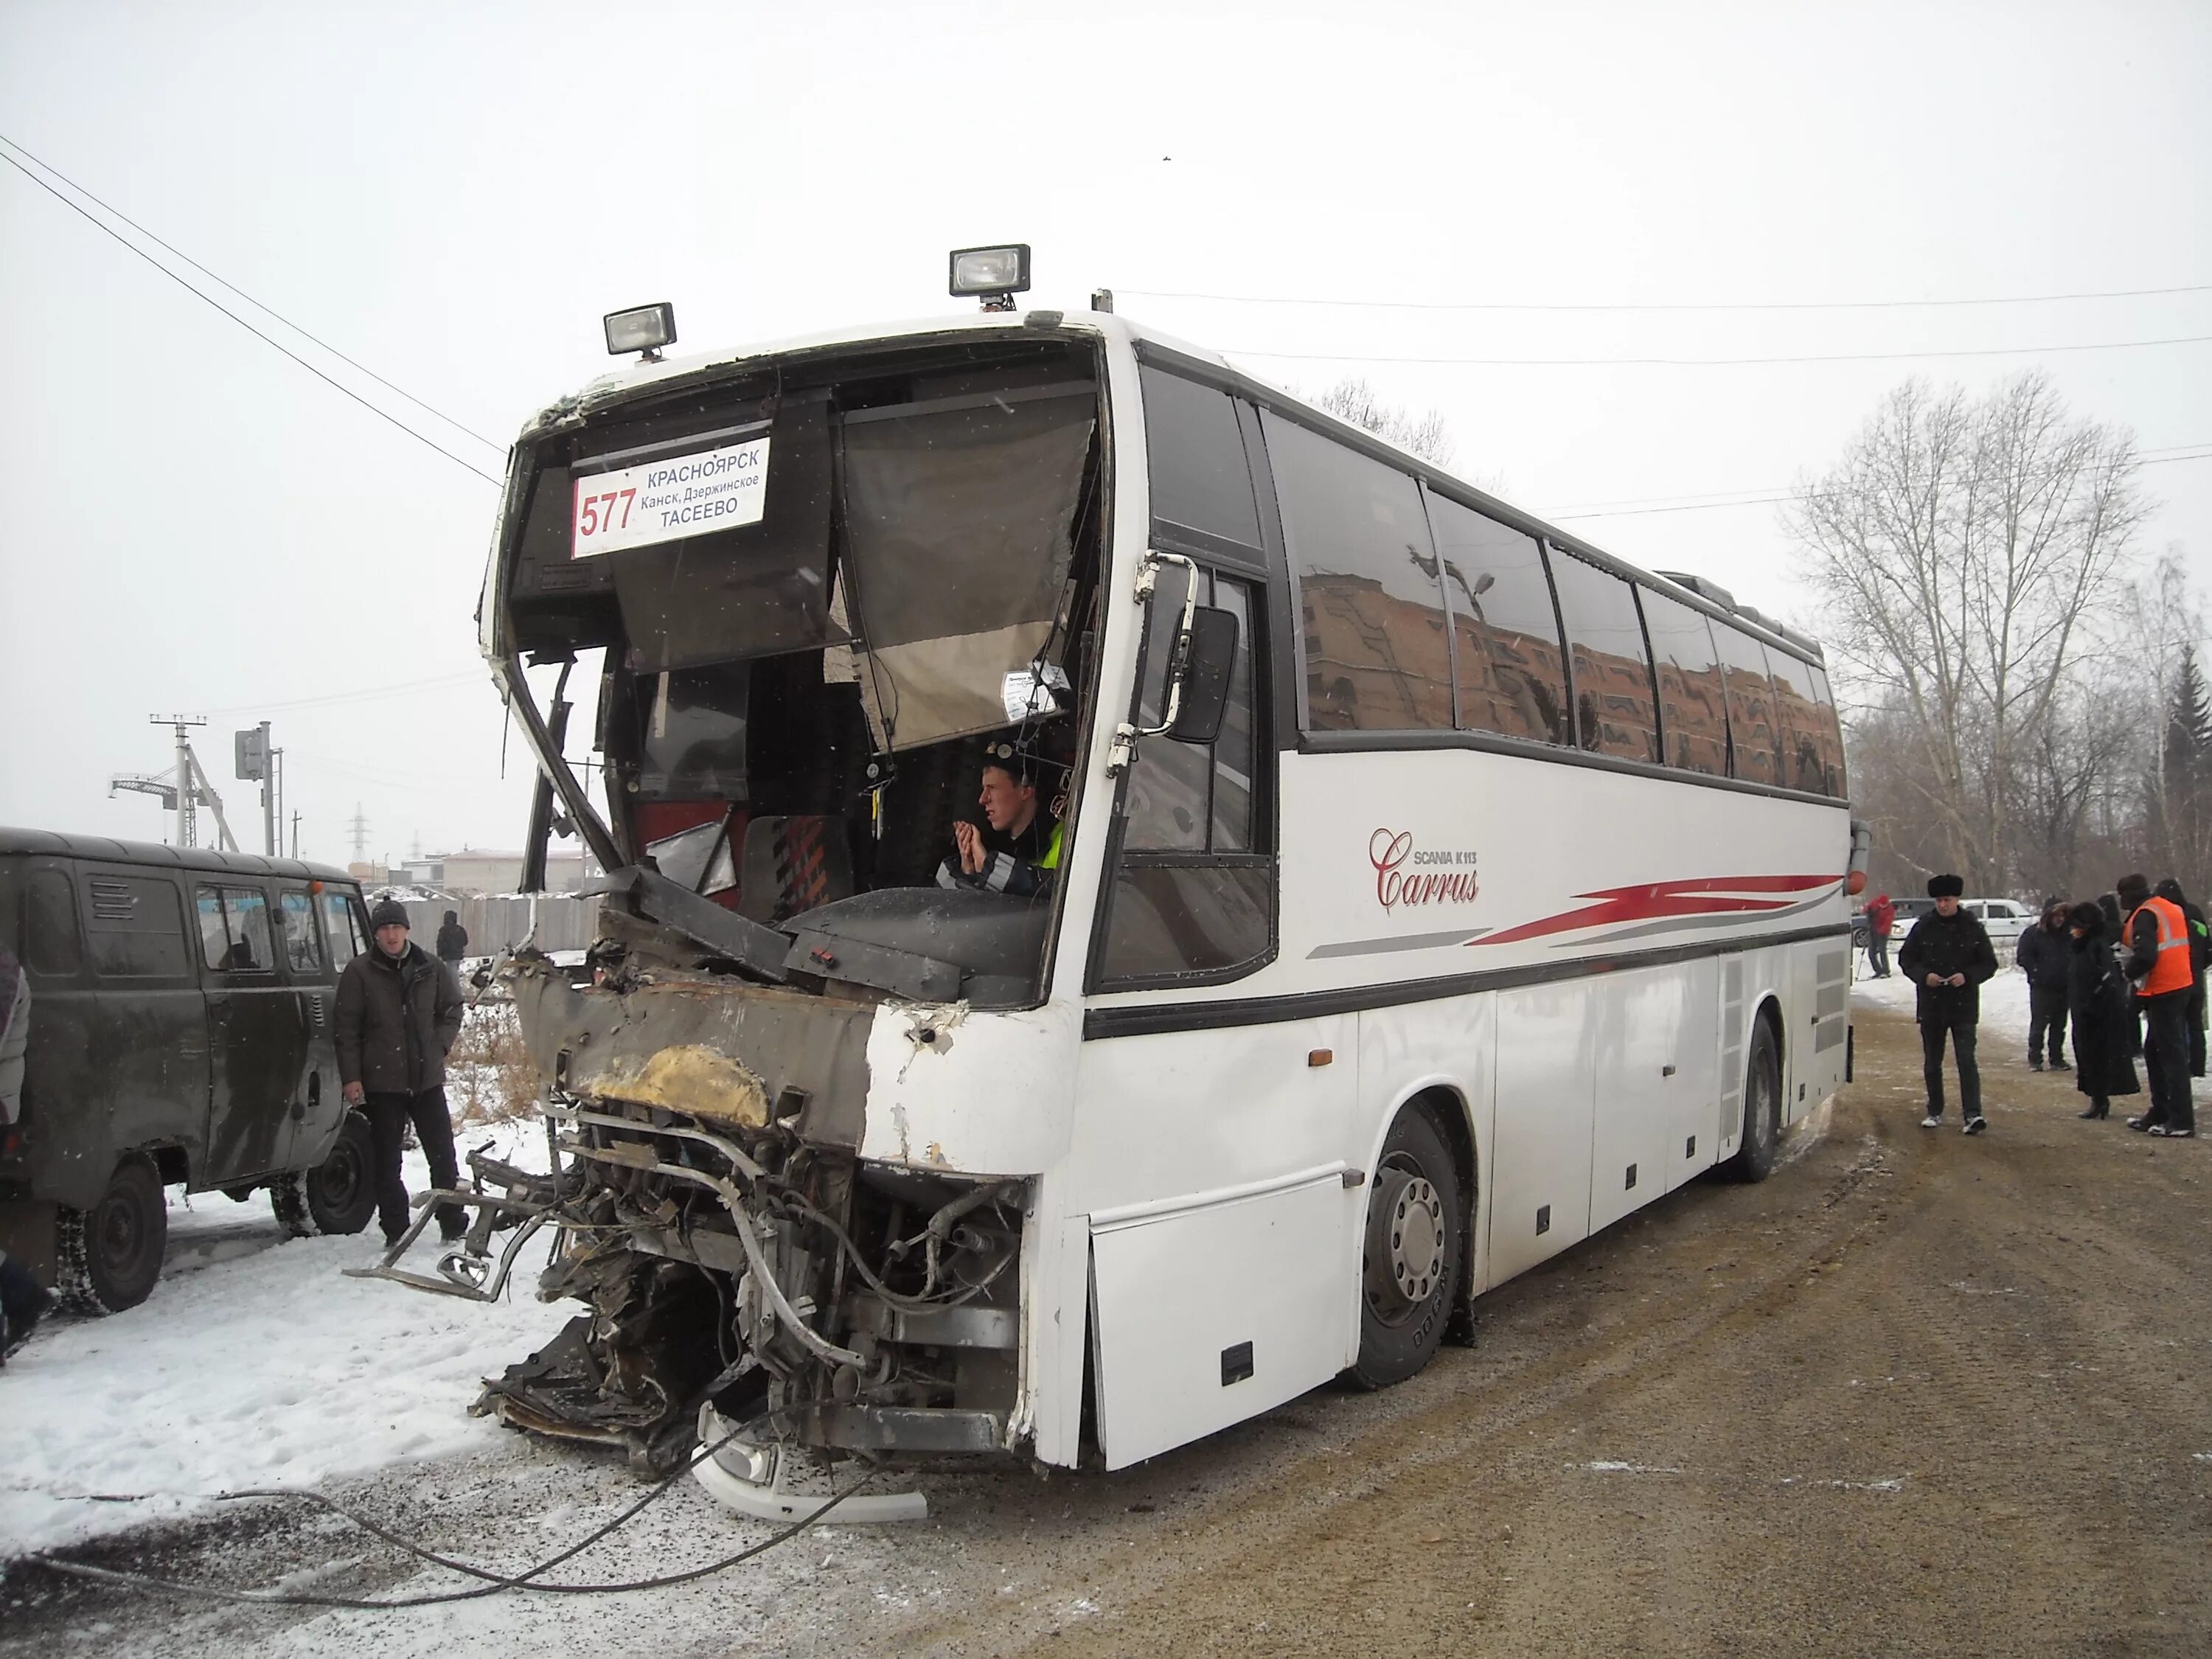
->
{"left": 435, "top": 909, "right": 470, "bottom": 966}
{"left": 2015, "top": 900, "right": 2072, "bottom": 1070}
{"left": 2065, "top": 902, "right": 2138, "bottom": 1119}
{"left": 337, "top": 897, "right": 467, "bottom": 1243}
{"left": 2154, "top": 877, "right": 2208, "bottom": 1079}
{"left": 2119, "top": 874, "right": 2195, "bottom": 1137}
{"left": 1897, "top": 873, "right": 1999, "bottom": 1133}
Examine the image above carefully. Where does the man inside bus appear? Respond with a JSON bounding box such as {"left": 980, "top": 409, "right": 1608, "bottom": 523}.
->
{"left": 938, "top": 740, "right": 1063, "bottom": 899}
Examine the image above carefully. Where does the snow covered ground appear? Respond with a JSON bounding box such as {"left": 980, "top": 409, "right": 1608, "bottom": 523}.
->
{"left": 1, "top": 1119, "right": 571, "bottom": 1557}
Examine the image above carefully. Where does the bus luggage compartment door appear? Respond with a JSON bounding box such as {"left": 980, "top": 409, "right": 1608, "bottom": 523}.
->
{"left": 1088, "top": 1166, "right": 1356, "bottom": 1469}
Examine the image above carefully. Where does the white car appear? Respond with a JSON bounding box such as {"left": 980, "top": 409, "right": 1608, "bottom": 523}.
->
{"left": 1964, "top": 897, "right": 2034, "bottom": 948}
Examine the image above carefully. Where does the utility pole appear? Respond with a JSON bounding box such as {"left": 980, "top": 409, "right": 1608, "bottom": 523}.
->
{"left": 291, "top": 811, "right": 301, "bottom": 860}
{"left": 155, "top": 714, "right": 206, "bottom": 847}
{"left": 234, "top": 721, "right": 276, "bottom": 856}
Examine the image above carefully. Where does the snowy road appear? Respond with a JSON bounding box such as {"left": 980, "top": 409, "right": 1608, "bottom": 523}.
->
{"left": 7, "top": 969, "right": 2211, "bottom": 1656}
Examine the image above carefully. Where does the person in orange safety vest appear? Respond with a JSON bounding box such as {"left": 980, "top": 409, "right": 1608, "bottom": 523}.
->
{"left": 2118, "top": 873, "right": 2195, "bottom": 1137}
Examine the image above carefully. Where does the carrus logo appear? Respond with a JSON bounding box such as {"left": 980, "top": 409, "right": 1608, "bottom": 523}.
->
{"left": 1370, "top": 829, "right": 1481, "bottom": 911}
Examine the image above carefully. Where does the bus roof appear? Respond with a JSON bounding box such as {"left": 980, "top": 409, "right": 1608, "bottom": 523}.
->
{"left": 524, "top": 308, "right": 1823, "bottom": 666}
{"left": 0, "top": 825, "right": 356, "bottom": 886}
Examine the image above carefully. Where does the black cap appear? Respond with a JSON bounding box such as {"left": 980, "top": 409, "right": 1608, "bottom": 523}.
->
{"left": 1927, "top": 874, "right": 1964, "bottom": 899}
{"left": 369, "top": 898, "right": 411, "bottom": 931}
{"left": 2117, "top": 873, "right": 2151, "bottom": 908}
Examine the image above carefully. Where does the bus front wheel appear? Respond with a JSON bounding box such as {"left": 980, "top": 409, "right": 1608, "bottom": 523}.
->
{"left": 1726, "top": 1018, "right": 1782, "bottom": 1183}
{"left": 1345, "top": 1105, "right": 1462, "bottom": 1391}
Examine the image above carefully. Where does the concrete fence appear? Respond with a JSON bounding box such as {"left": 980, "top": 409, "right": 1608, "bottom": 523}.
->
{"left": 388, "top": 893, "right": 599, "bottom": 957}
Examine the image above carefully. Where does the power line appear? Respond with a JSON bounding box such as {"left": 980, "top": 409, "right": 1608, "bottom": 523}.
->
{"left": 0, "top": 145, "right": 502, "bottom": 489}
{"left": 1225, "top": 334, "right": 2212, "bottom": 369}
{"left": 1124, "top": 281, "right": 2212, "bottom": 313}
{"left": 198, "top": 669, "right": 486, "bottom": 716}
{"left": 0, "top": 134, "right": 507, "bottom": 455}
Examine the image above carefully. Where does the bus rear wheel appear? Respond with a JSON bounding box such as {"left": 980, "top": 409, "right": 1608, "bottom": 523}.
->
{"left": 1725, "top": 1018, "right": 1782, "bottom": 1183}
{"left": 1345, "top": 1105, "right": 1462, "bottom": 1391}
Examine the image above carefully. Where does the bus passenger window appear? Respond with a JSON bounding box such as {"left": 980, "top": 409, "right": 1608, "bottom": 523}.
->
{"left": 1140, "top": 368, "right": 1263, "bottom": 552}
{"left": 1714, "top": 628, "right": 1781, "bottom": 787}
{"left": 1807, "top": 663, "right": 1848, "bottom": 799}
{"left": 1640, "top": 591, "right": 1730, "bottom": 776}
{"left": 1766, "top": 649, "right": 1832, "bottom": 796}
{"left": 1263, "top": 412, "right": 1454, "bottom": 734}
{"left": 1425, "top": 492, "right": 1569, "bottom": 745}
{"left": 1548, "top": 552, "right": 1658, "bottom": 762}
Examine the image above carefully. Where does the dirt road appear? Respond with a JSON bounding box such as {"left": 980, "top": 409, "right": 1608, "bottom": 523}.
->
{"left": 10, "top": 1002, "right": 2211, "bottom": 1656}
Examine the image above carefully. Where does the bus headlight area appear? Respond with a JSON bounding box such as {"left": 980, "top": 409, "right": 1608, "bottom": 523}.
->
{"left": 356, "top": 949, "right": 1031, "bottom": 1515}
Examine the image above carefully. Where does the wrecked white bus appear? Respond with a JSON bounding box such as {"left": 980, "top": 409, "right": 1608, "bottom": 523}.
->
{"left": 411, "top": 274, "right": 1857, "bottom": 1513}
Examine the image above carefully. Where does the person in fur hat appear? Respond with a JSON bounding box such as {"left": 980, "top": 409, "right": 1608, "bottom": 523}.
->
{"left": 1896, "top": 874, "right": 1997, "bottom": 1133}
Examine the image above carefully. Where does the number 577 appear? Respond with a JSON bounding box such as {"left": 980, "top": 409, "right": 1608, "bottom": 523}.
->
{"left": 578, "top": 488, "right": 636, "bottom": 537}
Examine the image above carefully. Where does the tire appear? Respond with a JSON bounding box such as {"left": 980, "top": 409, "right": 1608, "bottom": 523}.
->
{"left": 56, "top": 1156, "right": 168, "bottom": 1315}
{"left": 1725, "top": 1015, "right": 1783, "bottom": 1183}
{"left": 271, "top": 1110, "right": 378, "bottom": 1237}
{"left": 1344, "top": 1105, "right": 1463, "bottom": 1391}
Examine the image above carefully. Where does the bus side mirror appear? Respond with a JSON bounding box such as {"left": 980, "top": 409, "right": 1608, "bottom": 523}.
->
{"left": 1166, "top": 607, "right": 1238, "bottom": 745}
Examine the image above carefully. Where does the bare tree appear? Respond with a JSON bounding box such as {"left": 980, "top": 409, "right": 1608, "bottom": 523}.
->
{"left": 1789, "top": 372, "right": 2146, "bottom": 891}
{"left": 1312, "top": 378, "right": 1457, "bottom": 467}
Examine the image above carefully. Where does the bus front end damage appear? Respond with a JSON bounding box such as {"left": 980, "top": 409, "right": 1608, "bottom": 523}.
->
{"left": 467, "top": 930, "right": 1029, "bottom": 1518}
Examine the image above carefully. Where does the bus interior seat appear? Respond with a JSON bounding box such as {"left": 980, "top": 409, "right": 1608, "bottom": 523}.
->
{"left": 737, "top": 815, "right": 855, "bottom": 925}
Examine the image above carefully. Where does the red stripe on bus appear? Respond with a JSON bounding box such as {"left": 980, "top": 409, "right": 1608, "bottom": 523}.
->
{"left": 1470, "top": 874, "right": 1840, "bottom": 948}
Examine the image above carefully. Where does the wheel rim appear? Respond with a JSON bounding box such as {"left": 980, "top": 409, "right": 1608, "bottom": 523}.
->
{"left": 1364, "top": 1163, "right": 1446, "bottom": 1325}
{"left": 97, "top": 1183, "right": 150, "bottom": 1286}
{"left": 312, "top": 1134, "right": 366, "bottom": 1214}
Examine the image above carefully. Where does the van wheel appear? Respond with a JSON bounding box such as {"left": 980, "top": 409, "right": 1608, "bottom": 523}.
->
{"left": 1343, "top": 1105, "right": 1462, "bottom": 1391}
{"left": 57, "top": 1157, "right": 168, "bottom": 1314}
{"left": 1725, "top": 1018, "right": 1782, "bottom": 1183}
{"left": 272, "top": 1111, "right": 378, "bottom": 1237}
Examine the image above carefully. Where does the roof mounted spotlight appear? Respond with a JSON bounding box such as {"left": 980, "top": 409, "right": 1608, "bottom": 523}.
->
{"left": 604, "top": 302, "right": 676, "bottom": 362}
{"left": 950, "top": 244, "right": 1032, "bottom": 313}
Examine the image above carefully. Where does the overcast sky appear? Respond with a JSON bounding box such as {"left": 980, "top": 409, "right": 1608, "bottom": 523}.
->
{"left": 3, "top": 1, "right": 2206, "bottom": 868}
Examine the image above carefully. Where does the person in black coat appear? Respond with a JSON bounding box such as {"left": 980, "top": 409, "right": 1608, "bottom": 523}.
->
{"left": 2015, "top": 899, "right": 2072, "bottom": 1070}
{"left": 1896, "top": 873, "right": 2000, "bottom": 1133}
{"left": 435, "top": 908, "right": 470, "bottom": 966}
{"left": 2065, "top": 901, "right": 2139, "bottom": 1119}
{"left": 2154, "top": 878, "right": 2208, "bottom": 1078}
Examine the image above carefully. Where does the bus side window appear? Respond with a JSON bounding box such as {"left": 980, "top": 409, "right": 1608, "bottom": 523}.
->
{"left": 1140, "top": 366, "right": 1264, "bottom": 553}
{"left": 1096, "top": 570, "right": 1273, "bottom": 987}
{"left": 1766, "top": 648, "right": 1832, "bottom": 796}
{"left": 1425, "top": 490, "right": 1570, "bottom": 747}
{"left": 23, "top": 869, "right": 84, "bottom": 979}
{"left": 1714, "top": 626, "right": 1780, "bottom": 787}
{"left": 1548, "top": 550, "right": 1659, "bottom": 763}
{"left": 1806, "top": 661, "right": 1848, "bottom": 799}
{"left": 1262, "top": 411, "right": 1453, "bottom": 734}
{"left": 1640, "top": 590, "right": 1730, "bottom": 776}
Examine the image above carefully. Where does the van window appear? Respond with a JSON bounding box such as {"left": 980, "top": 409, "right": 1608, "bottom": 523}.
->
{"left": 1141, "top": 367, "right": 1262, "bottom": 552}
{"left": 321, "top": 891, "right": 366, "bottom": 968}
{"left": 1265, "top": 412, "right": 1454, "bottom": 733}
{"left": 278, "top": 889, "right": 322, "bottom": 973}
{"left": 1423, "top": 491, "right": 1570, "bottom": 746}
{"left": 1640, "top": 591, "right": 1731, "bottom": 776}
{"left": 82, "top": 874, "right": 189, "bottom": 978}
{"left": 23, "top": 869, "right": 83, "bottom": 978}
{"left": 1549, "top": 552, "right": 1658, "bottom": 762}
{"left": 196, "top": 886, "right": 275, "bottom": 973}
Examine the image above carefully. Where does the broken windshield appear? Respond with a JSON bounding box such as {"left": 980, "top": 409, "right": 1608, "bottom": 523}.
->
{"left": 493, "top": 335, "right": 1105, "bottom": 1006}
